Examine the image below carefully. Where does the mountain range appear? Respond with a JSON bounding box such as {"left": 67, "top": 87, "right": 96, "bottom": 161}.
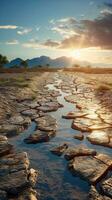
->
{"left": 5, "top": 56, "right": 89, "bottom": 68}
{"left": 5, "top": 56, "right": 112, "bottom": 68}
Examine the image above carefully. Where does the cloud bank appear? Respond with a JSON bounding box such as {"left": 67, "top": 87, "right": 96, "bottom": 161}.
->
{"left": 0, "top": 25, "right": 18, "bottom": 29}
{"left": 48, "top": 11, "right": 112, "bottom": 50}
{"left": 17, "top": 28, "right": 32, "bottom": 35}
{"left": 3, "top": 8, "right": 112, "bottom": 51}
{"left": 25, "top": 12, "right": 112, "bottom": 50}
{"left": 6, "top": 39, "right": 19, "bottom": 45}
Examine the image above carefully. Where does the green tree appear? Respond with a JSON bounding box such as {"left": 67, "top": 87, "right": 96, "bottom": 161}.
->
{"left": 38, "top": 65, "right": 42, "bottom": 68}
{"left": 21, "top": 60, "right": 28, "bottom": 68}
{"left": 46, "top": 63, "right": 50, "bottom": 67}
{"left": 0, "top": 54, "right": 9, "bottom": 67}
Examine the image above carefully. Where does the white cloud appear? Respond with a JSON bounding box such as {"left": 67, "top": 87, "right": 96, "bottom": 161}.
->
{"left": 0, "top": 25, "right": 18, "bottom": 29}
{"left": 100, "top": 9, "right": 112, "bottom": 15}
{"left": 22, "top": 38, "right": 60, "bottom": 49}
{"left": 51, "top": 17, "right": 78, "bottom": 37}
{"left": 17, "top": 28, "right": 32, "bottom": 35}
{"left": 43, "top": 39, "right": 59, "bottom": 48}
{"left": 22, "top": 39, "right": 40, "bottom": 48}
{"left": 22, "top": 43, "right": 37, "bottom": 48}
{"left": 6, "top": 39, "right": 19, "bottom": 45}
{"left": 49, "top": 19, "right": 55, "bottom": 24}
{"left": 57, "top": 17, "right": 77, "bottom": 24}
{"left": 51, "top": 26, "right": 77, "bottom": 37}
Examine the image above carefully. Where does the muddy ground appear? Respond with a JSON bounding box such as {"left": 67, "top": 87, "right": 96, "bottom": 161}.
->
{"left": 0, "top": 70, "right": 112, "bottom": 200}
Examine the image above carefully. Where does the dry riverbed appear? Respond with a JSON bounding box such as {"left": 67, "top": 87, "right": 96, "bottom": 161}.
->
{"left": 0, "top": 70, "right": 112, "bottom": 200}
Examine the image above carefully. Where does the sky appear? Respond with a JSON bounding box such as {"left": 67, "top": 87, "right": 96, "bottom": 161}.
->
{"left": 0, "top": 0, "right": 112, "bottom": 66}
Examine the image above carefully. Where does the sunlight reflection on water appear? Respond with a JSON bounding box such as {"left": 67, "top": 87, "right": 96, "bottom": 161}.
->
{"left": 9, "top": 75, "right": 112, "bottom": 200}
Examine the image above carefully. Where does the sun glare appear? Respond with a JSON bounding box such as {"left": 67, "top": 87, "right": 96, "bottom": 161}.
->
{"left": 70, "top": 49, "right": 81, "bottom": 59}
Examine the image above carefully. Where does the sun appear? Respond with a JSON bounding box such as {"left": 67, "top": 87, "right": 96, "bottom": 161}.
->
{"left": 70, "top": 49, "right": 81, "bottom": 59}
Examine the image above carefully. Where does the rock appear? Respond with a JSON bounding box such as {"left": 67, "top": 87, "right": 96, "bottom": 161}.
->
{"left": 38, "top": 105, "right": 57, "bottom": 112}
{"left": 16, "top": 94, "right": 35, "bottom": 103}
{"left": 0, "top": 143, "right": 13, "bottom": 157}
{"left": 0, "top": 152, "right": 38, "bottom": 195}
{"left": 38, "top": 111, "right": 46, "bottom": 117}
{"left": 101, "top": 176, "right": 112, "bottom": 198}
{"left": 0, "top": 136, "right": 8, "bottom": 143}
{"left": 88, "top": 186, "right": 111, "bottom": 200}
{"left": 0, "top": 124, "right": 20, "bottom": 137}
{"left": 28, "top": 168, "right": 39, "bottom": 186}
{"left": 87, "top": 131, "right": 110, "bottom": 147}
{"left": 51, "top": 90, "right": 61, "bottom": 97}
{"left": 72, "top": 118, "right": 111, "bottom": 132}
{"left": 23, "top": 117, "right": 31, "bottom": 128}
{"left": 29, "top": 102, "right": 40, "bottom": 109}
{"left": 9, "top": 115, "right": 25, "bottom": 125}
{"left": 64, "top": 95, "right": 77, "bottom": 103}
{"left": 72, "top": 118, "right": 93, "bottom": 132}
{"left": 10, "top": 188, "right": 38, "bottom": 200}
{"left": 99, "top": 113, "right": 112, "bottom": 125}
{"left": 65, "top": 147, "right": 96, "bottom": 160}
{"left": 0, "top": 190, "right": 7, "bottom": 200}
{"left": 0, "top": 136, "right": 13, "bottom": 157}
{"left": 51, "top": 143, "right": 68, "bottom": 156}
{"left": 85, "top": 113, "right": 98, "bottom": 120}
{"left": 23, "top": 101, "right": 40, "bottom": 109}
{"left": 35, "top": 115, "right": 57, "bottom": 132}
{"left": 19, "top": 188, "right": 38, "bottom": 200}
{"left": 68, "top": 155, "right": 110, "bottom": 184}
{"left": 62, "top": 111, "right": 87, "bottom": 119}
{"left": 0, "top": 152, "right": 29, "bottom": 176}
{"left": 24, "top": 130, "right": 55, "bottom": 144}
{"left": 38, "top": 101, "right": 62, "bottom": 113}
{"left": 21, "top": 109, "right": 37, "bottom": 117}
{"left": 95, "top": 154, "right": 112, "bottom": 166}
{"left": 74, "top": 134, "right": 84, "bottom": 140}
{"left": 89, "top": 123, "right": 111, "bottom": 131}
{"left": 0, "top": 170, "right": 29, "bottom": 194}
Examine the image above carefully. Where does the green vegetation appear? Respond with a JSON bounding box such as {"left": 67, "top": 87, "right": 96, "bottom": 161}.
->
{"left": 0, "top": 54, "right": 9, "bottom": 67}
{"left": 46, "top": 63, "right": 50, "bottom": 67}
{"left": 0, "top": 76, "right": 29, "bottom": 87}
{"left": 21, "top": 60, "right": 28, "bottom": 68}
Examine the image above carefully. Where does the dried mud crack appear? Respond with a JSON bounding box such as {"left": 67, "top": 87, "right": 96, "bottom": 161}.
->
{"left": 0, "top": 71, "right": 112, "bottom": 200}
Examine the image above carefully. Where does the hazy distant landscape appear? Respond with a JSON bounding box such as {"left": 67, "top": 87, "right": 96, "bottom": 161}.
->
{"left": 2, "top": 55, "right": 112, "bottom": 69}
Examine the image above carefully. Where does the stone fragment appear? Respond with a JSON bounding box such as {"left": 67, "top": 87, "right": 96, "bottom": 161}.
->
{"left": 68, "top": 156, "right": 110, "bottom": 184}
{"left": 101, "top": 176, "right": 112, "bottom": 198}
{"left": 24, "top": 130, "right": 55, "bottom": 144}
{"left": 0, "top": 136, "right": 13, "bottom": 157}
{"left": 35, "top": 115, "right": 57, "bottom": 132}
{"left": 51, "top": 143, "right": 68, "bottom": 156}
{"left": 88, "top": 186, "right": 111, "bottom": 200}
{"left": 87, "top": 131, "right": 110, "bottom": 147}
{"left": 65, "top": 147, "right": 96, "bottom": 160}
{"left": 74, "top": 134, "right": 84, "bottom": 140}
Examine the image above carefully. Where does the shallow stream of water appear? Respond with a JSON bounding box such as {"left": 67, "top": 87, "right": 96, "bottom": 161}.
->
{"left": 9, "top": 75, "right": 112, "bottom": 200}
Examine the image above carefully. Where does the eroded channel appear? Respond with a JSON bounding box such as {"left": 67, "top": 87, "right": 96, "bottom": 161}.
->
{"left": 9, "top": 74, "right": 112, "bottom": 200}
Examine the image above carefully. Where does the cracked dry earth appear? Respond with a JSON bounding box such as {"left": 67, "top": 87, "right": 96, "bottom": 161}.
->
{"left": 0, "top": 71, "right": 112, "bottom": 200}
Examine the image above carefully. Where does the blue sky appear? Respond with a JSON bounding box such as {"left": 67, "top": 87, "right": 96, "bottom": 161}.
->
{"left": 0, "top": 0, "right": 112, "bottom": 65}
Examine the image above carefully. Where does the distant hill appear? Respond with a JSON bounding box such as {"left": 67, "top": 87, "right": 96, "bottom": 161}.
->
{"left": 5, "top": 58, "right": 23, "bottom": 68}
{"left": 5, "top": 56, "right": 89, "bottom": 68}
{"left": 27, "top": 56, "right": 52, "bottom": 67}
